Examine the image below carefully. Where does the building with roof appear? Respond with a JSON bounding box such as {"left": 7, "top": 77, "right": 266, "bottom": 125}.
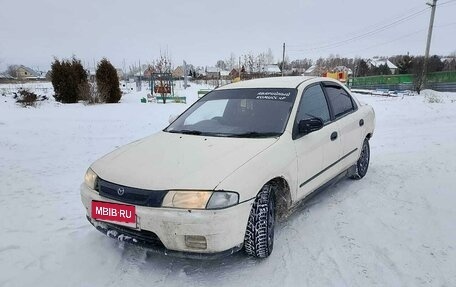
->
{"left": 172, "top": 66, "right": 185, "bottom": 79}
{"left": 206, "top": 67, "right": 221, "bottom": 79}
{"left": 11, "top": 65, "right": 40, "bottom": 80}
{"left": 262, "top": 64, "right": 281, "bottom": 75}
{"left": 303, "top": 65, "right": 319, "bottom": 76}
{"left": 368, "top": 57, "right": 398, "bottom": 74}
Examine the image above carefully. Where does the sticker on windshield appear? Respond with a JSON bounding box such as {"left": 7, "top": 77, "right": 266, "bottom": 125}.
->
{"left": 256, "top": 91, "right": 292, "bottom": 101}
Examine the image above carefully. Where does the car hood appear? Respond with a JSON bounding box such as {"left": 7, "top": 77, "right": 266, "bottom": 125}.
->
{"left": 91, "top": 131, "right": 278, "bottom": 190}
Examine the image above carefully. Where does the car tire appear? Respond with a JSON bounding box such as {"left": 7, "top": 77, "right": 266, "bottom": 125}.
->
{"left": 350, "top": 138, "right": 370, "bottom": 180}
{"left": 244, "top": 183, "right": 276, "bottom": 258}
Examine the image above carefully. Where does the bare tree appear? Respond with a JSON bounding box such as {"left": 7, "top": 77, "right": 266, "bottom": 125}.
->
{"left": 266, "top": 48, "right": 274, "bottom": 65}
{"left": 243, "top": 53, "right": 255, "bottom": 74}
{"left": 226, "top": 53, "right": 236, "bottom": 70}
{"left": 256, "top": 53, "right": 266, "bottom": 73}
{"left": 215, "top": 60, "right": 227, "bottom": 70}
{"left": 153, "top": 53, "right": 172, "bottom": 104}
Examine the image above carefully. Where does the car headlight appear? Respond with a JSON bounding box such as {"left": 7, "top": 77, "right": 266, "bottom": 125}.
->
{"left": 84, "top": 168, "right": 98, "bottom": 190}
{"left": 162, "top": 191, "right": 239, "bottom": 209}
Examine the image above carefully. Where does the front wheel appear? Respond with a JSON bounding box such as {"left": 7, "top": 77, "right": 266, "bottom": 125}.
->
{"left": 244, "top": 184, "right": 276, "bottom": 258}
{"left": 351, "top": 138, "right": 370, "bottom": 180}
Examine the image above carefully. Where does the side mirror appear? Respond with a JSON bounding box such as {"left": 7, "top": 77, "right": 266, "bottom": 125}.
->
{"left": 298, "top": 118, "right": 324, "bottom": 135}
{"left": 168, "top": 114, "right": 178, "bottom": 124}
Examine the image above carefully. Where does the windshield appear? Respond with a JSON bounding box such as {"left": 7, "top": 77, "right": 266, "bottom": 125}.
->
{"left": 165, "top": 88, "right": 297, "bottom": 138}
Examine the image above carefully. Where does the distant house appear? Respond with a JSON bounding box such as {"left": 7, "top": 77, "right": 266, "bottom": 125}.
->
{"left": 220, "top": 70, "right": 230, "bottom": 80}
{"left": 368, "top": 58, "right": 398, "bottom": 74}
{"left": 229, "top": 68, "right": 239, "bottom": 79}
{"left": 442, "top": 57, "right": 456, "bottom": 71}
{"left": 15, "top": 65, "right": 40, "bottom": 80}
{"left": 172, "top": 66, "right": 185, "bottom": 79}
{"left": 143, "top": 67, "right": 155, "bottom": 78}
{"left": 262, "top": 64, "right": 281, "bottom": 75}
{"left": 304, "top": 65, "right": 318, "bottom": 76}
{"left": 206, "top": 67, "right": 220, "bottom": 79}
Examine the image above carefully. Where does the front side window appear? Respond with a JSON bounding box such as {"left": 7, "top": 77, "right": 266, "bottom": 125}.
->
{"left": 165, "top": 88, "right": 297, "bottom": 138}
{"left": 325, "top": 84, "right": 355, "bottom": 118}
{"left": 296, "top": 84, "right": 331, "bottom": 124}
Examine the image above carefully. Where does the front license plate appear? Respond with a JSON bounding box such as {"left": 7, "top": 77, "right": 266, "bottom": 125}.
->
{"left": 91, "top": 201, "right": 137, "bottom": 228}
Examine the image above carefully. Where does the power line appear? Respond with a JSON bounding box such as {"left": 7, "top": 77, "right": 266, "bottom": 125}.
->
{"left": 347, "top": 28, "right": 428, "bottom": 55}
{"left": 289, "top": 22, "right": 455, "bottom": 58}
{"left": 437, "top": 0, "right": 456, "bottom": 6}
{"left": 289, "top": 7, "right": 430, "bottom": 53}
{"left": 288, "top": 4, "right": 426, "bottom": 49}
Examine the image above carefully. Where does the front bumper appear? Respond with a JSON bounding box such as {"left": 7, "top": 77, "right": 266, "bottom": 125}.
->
{"left": 81, "top": 184, "right": 254, "bottom": 256}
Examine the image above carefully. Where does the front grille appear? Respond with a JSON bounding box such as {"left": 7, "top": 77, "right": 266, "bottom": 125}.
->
{"left": 97, "top": 178, "right": 168, "bottom": 207}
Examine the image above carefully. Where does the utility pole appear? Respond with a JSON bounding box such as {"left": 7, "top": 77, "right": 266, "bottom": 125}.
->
{"left": 239, "top": 56, "right": 242, "bottom": 80}
{"left": 422, "top": 0, "right": 438, "bottom": 86}
{"left": 281, "top": 43, "right": 286, "bottom": 77}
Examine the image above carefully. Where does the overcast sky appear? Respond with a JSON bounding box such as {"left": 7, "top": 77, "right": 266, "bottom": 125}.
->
{"left": 0, "top": 0, "right": 455, "bottom": 71}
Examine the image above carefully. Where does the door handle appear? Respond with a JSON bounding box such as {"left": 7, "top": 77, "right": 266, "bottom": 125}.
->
{"left": 330, "top": 132, "right": 338, "bottom": 141}
{"left": 359, "top": 119, "right": 364, "bottom": 127}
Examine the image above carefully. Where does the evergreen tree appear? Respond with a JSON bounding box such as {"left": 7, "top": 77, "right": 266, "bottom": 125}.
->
{"left": 377, "top": 64, "right": 392, "bottom": 75}
{"left": 96, "top": 58, "right": 122, "bottom": 103}
{"left": 51, "top": 57, "right": 88, "bottom": 103}
{"left": 357, "top": 60, "right": 370, "bottom": 77}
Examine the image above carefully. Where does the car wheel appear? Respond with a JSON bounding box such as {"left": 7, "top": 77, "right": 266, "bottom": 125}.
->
{"left": 351, "top": 138, "right": 370, "bottom": 180}
{"left": 244, "top": 183, "right": 276, "bottom": 258}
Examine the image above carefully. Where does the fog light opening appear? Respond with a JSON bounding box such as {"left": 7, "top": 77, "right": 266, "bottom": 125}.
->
{"left": 184, "top": 235, "right": 207, "bottom": 250}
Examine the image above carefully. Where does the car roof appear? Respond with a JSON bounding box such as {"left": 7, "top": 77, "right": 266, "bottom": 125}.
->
{"left": 217, "top": 76, "right": 318, "bottom": 90}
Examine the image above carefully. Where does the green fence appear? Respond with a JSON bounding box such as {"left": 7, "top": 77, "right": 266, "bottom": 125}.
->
{"left": 352, "top": 71, "right": 456, "bottom": 87}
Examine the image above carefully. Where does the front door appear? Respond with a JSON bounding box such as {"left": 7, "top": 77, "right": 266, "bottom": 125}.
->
{"left": 293, "top": 83, "right": 342, "bottom": 200}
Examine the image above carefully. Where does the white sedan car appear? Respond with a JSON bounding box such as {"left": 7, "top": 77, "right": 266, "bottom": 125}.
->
{"left": 81, "top": 76, "right": 375, "bottom": 259}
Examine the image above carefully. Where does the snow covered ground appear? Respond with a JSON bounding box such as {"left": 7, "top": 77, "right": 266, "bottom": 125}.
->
{"left": 1, "top": 83, "right": 455, "bottom": 287}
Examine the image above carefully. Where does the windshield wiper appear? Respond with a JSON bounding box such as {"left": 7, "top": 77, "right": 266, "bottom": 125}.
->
{"left": 168, "top": 129, "right": 203, "bottom": 135}
{"left": 226, "top": 132, "right": 281, "bottom": 138}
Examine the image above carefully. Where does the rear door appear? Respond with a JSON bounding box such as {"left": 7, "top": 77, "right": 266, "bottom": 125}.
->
{"left": 293, "top": 83, "right": 342, "bottom": 200}
{"left": 323, "top": 82, "right": 362, "bottom": 171}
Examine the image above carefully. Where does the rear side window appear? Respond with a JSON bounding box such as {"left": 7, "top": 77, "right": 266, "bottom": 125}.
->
{"left": 325, "top": 84, "right": 355, "bottom": 118}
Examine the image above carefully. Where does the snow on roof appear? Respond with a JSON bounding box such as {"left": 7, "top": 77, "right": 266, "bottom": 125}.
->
{"left": 441, "top": 57, "right": 456, "bottom": 62}
{"left": 206, "top": 67, "right": 220, "bottom": 73}
{"left": 18, "top": 65, "right": 40, "bottom": 77}
{"left": 263, "top": 64, "right": 281, "bottom": 74}
{"left": 220, "top": 70, "right": 230, "bottom": 76}
{"left": 304, "top": 65, "right": 317, "bottom": 74}
{"left": 369, "top": 58, "right": 398, "bottom": 69}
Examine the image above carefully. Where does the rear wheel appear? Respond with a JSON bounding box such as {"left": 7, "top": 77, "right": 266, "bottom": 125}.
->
{"left": 244, "top": 184, "right": 276, "bottom": 258}
{"left": 351, "top": 138, "right": 370, "bottom": 180}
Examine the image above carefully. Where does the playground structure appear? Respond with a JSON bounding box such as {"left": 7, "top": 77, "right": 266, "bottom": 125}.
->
{"left": 147, "top": 72, "right": 186, "bottom": 103}
{"left": 323, "top": 71, "right": 349, "bottom": 83}
{"left": 150, "top": 72, "right": 174, "bottom": 98}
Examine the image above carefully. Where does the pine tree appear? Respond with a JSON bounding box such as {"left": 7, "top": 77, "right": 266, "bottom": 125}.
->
{"left": 50, "top": 57, "right": 88, "bottom": 103}
{"left": 96, "top": 58, "right": 122, "bottom": 103}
